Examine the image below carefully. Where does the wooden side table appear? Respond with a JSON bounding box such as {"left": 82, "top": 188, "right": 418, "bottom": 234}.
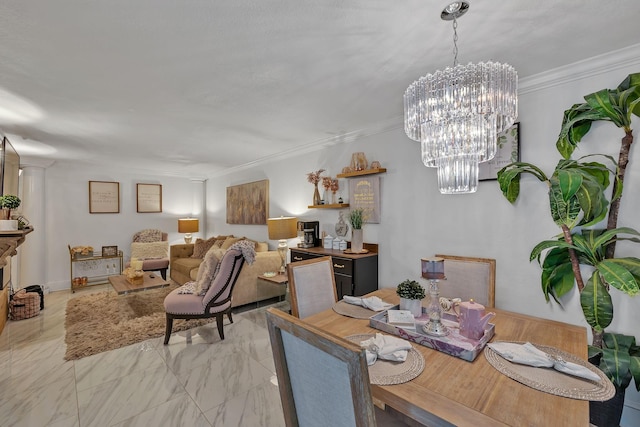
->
{"left": 259, "top": 273, "right": 289, "bottom": 304}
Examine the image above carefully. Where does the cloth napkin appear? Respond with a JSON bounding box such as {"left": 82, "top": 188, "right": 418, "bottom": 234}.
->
{"left": 487, "top": 342, "right": 601, "bottom": 381}
{"left": 343, "top": 295, "right": 394, "bottom": 311}
{"left": 360, "top": 333, "right": 413, "bottom": 366}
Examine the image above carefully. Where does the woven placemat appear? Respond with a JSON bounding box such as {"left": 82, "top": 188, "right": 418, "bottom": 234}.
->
{"left": 332, "top": 300, "right": 378, "bottom": 319}
{"left": 484, "top": 341, "right": 615, "bottom": 401}
{"left": 346, "top": 334, "right": 425, "bottom": 386}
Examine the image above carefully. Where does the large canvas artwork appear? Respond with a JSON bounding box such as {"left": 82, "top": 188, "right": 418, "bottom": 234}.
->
{"left": 226, "top": 179, "right": 269, "bottom": 224}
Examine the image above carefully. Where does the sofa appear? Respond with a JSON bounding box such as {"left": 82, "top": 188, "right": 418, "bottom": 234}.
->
{"left": 170, "top": 236, "right": 286, "bottom": 308}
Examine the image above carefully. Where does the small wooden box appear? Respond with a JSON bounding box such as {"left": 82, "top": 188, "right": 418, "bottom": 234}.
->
{"left": 126, "top": 276, "right": 144, "bottom": 286}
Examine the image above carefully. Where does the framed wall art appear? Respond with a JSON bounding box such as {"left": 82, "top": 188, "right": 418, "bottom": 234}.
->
{"left": 89, "top": 181, "right": 120, "bottom": 213}
{"left": 136, "top": 183, "right": 162, "bottom": 213}
{"left": 348, "top": 176, "right": 380, "bottom": 224}
{"left": 226, "top": 179, "right": 269, "bottom": 225}
{"left": 101, "top": 245, "right": 118, "bottom": 257}
{"left": 479, "top": 122, "right": 520, "bottom": 181}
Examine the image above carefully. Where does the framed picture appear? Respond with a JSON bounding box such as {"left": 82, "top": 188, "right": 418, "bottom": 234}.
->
{"left": 101, "top": 245, "right": 118, "bottom": 257}
{"left": 136, "top": 183, "right": 162, "bottom": 213}
{"left": 89, "top": 181, "right": 120, "bottom": 213}
{"left": 226, "top": 179, "right": 269, "bottom": 224}
{"left": 348, "top": 176, "right": 381, "bottom": 224}
{"left": 479, "top": 122, "right": 520, "bottom": 181}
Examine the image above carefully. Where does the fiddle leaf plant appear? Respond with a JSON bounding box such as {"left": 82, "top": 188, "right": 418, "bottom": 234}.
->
{"left": 497, "top": 72, "right": 640, "bottom": 360}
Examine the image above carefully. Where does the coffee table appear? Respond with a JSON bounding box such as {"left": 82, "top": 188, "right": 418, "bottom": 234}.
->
{"left": 109, "top": 272, "right": 170, "bottom": 295}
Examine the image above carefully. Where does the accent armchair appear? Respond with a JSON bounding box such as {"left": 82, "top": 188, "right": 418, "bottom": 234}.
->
{"left": 127, "top": 229, "right": 170, "bottom": 280}
{"left": 163, "top": 248, "right": 246, "bottom": 344}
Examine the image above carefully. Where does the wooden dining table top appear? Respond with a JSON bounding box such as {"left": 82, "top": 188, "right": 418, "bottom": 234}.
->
{"left": 303, "top": 288, "right": 589, "bottom": 427}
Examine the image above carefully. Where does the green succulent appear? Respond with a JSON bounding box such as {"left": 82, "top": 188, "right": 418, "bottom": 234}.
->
{"left": 348, "top": 208, "right": 365, "bottom": 230}
{"left": 396, "top": 279, "right": 425, "bottom": 300}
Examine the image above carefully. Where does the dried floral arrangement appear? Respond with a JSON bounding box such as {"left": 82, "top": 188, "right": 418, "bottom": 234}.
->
{"left": 70, "top": 246, "right": 94, "bottom": 256}
{"left": 330, "top": 179, "right": 339, "bottom": 193}
{"left": 306, "top": 169, "right": 325, "bottom": 185}
{"left": 321, "top": 176, "right": 333, "bottom": 191}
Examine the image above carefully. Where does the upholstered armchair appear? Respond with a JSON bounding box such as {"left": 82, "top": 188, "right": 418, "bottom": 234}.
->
{"left": 163, "top": 241, "right": 255, "bottom": 344}
{"left": 126, "top": 229, "right": 170, "bottom": 280}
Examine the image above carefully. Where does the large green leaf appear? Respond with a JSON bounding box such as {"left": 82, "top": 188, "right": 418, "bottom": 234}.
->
{"left": 608, "top": 257, "right": 640, "bottom": 282}
{"left": 556, "top": 169, "right": 582, "bottom": 201}
{"left": 497, "top": 162, "right": 547, "bottom": 203}
{"left": 580, "top": 272, "right": 613, "bottom": 332}
{"left": 548, "top": 178, "right": 580, "bottom": 227}
{"left": 530, "top": 239, "right": 576, "bottom": 263}
{"left": 631, "top": 355, "right": 640, "bottom": 392}
{"left": 600, "top": 347, "right": 632, "bottom": 388}
{"left": 598, "top": 260, "right": 640, "bottom": 295}
{"left": 585, "top": 89, "right": 624, "bottom": 126}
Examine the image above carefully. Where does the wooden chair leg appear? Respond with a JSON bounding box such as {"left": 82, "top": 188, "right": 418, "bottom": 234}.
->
{"left": 216, "top": 313, "right": 225, "bottom": 340}
{"left": 227, "top": 309, "right": 233, "bottom": 324}
{"left": 164, "top": 315, "right": 174, "bottom": 345}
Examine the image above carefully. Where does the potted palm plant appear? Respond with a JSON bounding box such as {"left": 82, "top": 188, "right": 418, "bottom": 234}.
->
{"left": 497, "top": 72, "right": 640, "bottom": 426}
{"left": 396, "top": 279, "right": 426, "bottom": 317}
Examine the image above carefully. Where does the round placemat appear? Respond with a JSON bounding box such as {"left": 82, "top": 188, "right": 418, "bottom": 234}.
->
{"left": 345, "top": 334, "right": 425, "bottom": 385}
{"left": 332, "top": 300, "right": 377, "bottom": 319}
{"left": 484, "top": 341, "right": 615, "bottom": 401}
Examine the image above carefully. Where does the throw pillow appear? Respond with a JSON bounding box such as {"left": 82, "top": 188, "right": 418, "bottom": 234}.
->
{"left": 220, "top": 236, "right": 242, "bottom": 250}
{"left": 191, "top": 237, "right": 218, "bottom": 259}
{"left": 213, "top": 235, "right": 232, "bottom": 248}
{"left": 194, "top": 249, "right": 220, "bottom": 295}
{"left": 131, "top": 241, "right": 168, "bottom": 259}
{"left": 255, "top": 241, "right": 269, "bottom": 252}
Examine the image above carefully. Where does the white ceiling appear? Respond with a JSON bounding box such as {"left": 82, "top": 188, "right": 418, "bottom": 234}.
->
{"left": 0, "top": 1, "right": 639, "bottom": 178}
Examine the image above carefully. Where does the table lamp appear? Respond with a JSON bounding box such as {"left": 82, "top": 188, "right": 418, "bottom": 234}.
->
{"left": 267, "top": 216, "right": 298, "bottom": 274}
{"left": 421, "top": 257, "right": 448, "bottom": 336}
{"left": 178, "top": 218, "right": 199, "bottom": 243}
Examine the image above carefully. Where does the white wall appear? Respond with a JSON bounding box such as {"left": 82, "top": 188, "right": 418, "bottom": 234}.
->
{"left": 32, "top": 162, "right": 199, "bottom": 292}
{"left": 204, "top": 49, "right": 640, "bottom": 424}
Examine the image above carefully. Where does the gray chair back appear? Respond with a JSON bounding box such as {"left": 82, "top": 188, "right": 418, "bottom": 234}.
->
{"left": 435, "top": 254, "right": 496, "bottom": 307}
{"left": 287, "top": 256, "right": 337, "bottom": 319}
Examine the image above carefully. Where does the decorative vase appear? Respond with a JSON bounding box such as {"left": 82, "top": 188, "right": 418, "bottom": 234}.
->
{"left": 350, "top": 152, "right": 368, "bottom": 171}
{"left": 0, "top": 209, "right": 10, "bottom": 220}
{"left": 351, "top": 228, "right": 363, "bottom": 253}
{"left": 400, "top": 297, "right": 423, "bottom": 317}
{"left": 313, "top": 184, "right": 321, "bottom": 205}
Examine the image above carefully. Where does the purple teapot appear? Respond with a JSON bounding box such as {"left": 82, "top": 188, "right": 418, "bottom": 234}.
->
{"left": 455, "top": 299, "right": 494, "bottom": 340}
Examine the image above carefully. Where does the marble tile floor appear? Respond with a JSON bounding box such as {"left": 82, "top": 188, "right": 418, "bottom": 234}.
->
{"left": 0, "top": 284, "right": 289, "bottom": 427}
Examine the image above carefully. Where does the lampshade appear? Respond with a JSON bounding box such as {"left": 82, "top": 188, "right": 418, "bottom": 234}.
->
{"left": 267, "top": 217, "right": 298, "bottom": 240}
{"left": 178, "top": 218, "right": 199, "bottom": 233}
{"left": 404, "top": 1, "right": 518, "bottom": 194}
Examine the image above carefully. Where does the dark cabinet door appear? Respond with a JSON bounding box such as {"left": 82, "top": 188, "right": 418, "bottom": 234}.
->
{"left": 334, "top": 274, "right": 354, "bottom": 299}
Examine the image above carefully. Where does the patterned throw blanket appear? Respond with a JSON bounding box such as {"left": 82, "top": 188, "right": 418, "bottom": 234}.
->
{"left": 177, "top": 239, "right": 256, "bottom": 295}
{"left": 133, "top": 229, "right": 163, "bottom": 243}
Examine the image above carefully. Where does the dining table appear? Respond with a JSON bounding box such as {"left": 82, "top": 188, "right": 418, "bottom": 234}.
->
{"left": 303, "top": 288, "right": 590, "bottom": 427}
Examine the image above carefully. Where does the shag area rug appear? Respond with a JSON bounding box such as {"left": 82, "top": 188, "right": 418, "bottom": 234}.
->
{"left": 64, "top": 286, "right": 215, "bottom": 360}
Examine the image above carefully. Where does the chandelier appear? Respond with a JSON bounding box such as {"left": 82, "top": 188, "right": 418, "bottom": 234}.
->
{"left": 404, "top": 1, "right": 518, "bottom": 194}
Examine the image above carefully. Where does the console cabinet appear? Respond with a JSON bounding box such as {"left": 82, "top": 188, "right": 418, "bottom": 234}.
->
{"left": 290, "top": 246, "right": 378, "bottom": 299}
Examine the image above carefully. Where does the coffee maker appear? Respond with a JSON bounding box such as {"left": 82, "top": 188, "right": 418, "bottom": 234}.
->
{"left": 297, "top": 221, "right": 320, "bottom": 248}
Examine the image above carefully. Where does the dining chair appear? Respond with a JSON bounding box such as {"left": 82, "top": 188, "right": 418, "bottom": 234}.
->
{"left": 435, "top": 254, "right": 496, "bottom": 307}
{"left": 287, "top": 256, "right": 337, "bottom": 319}
{"left": 265, "top": 308, "right": 408, "bottom": 426}
{"left": 163, "top": 248, "right": 245, "bottom": 344}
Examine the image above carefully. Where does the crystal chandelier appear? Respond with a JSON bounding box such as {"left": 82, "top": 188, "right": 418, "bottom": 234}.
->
{"left": 404, "top": 1, "right": 518, "bottom": 194}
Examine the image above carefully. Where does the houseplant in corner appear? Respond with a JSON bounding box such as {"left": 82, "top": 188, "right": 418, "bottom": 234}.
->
{"left": 497, "top": 72, "right": 640, "bottom": 426}
{"left": 0, "top": 194, "right": 21, "bottom": 231}
{"left": 348, "top": 208, "right": 365, "bottom": 253}
{"left": 396, "top": 279, "right": 425, "bottom": 317}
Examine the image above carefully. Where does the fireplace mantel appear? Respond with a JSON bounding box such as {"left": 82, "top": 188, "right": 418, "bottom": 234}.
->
{"left": 0, "top": 227, "right": 34, "bottom": 268}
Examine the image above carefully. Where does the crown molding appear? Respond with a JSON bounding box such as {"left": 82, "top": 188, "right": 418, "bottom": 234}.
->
{"left": 519, "top": 43, "right": 640, "bottom": 94}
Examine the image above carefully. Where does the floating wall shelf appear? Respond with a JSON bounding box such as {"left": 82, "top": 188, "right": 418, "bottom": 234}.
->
{"left": 336, "top": 168, "right": 387, "bottom": 178}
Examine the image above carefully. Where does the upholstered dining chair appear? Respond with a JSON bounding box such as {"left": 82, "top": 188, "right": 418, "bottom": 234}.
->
{"left": 265, "top": 308, "right": 408, "bottom": 427}
{"left": 435, "top": 254, "right": 496, "bottom": 308}
{"left": 163, "top": 248, "right": 245, "bottom": 344}
{"left": 287, "top": 256, "right": 337, "bottom": 319}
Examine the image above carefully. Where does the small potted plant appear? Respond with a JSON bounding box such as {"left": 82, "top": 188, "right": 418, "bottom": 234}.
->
{"left": 396, "top": 279, "right": 425, "bottom": 317}
{"left": 0, "top": 194, "right": 21, "bottom": 230}
{"left": 348, "top": 208, "right": 365, "bottom": 253}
